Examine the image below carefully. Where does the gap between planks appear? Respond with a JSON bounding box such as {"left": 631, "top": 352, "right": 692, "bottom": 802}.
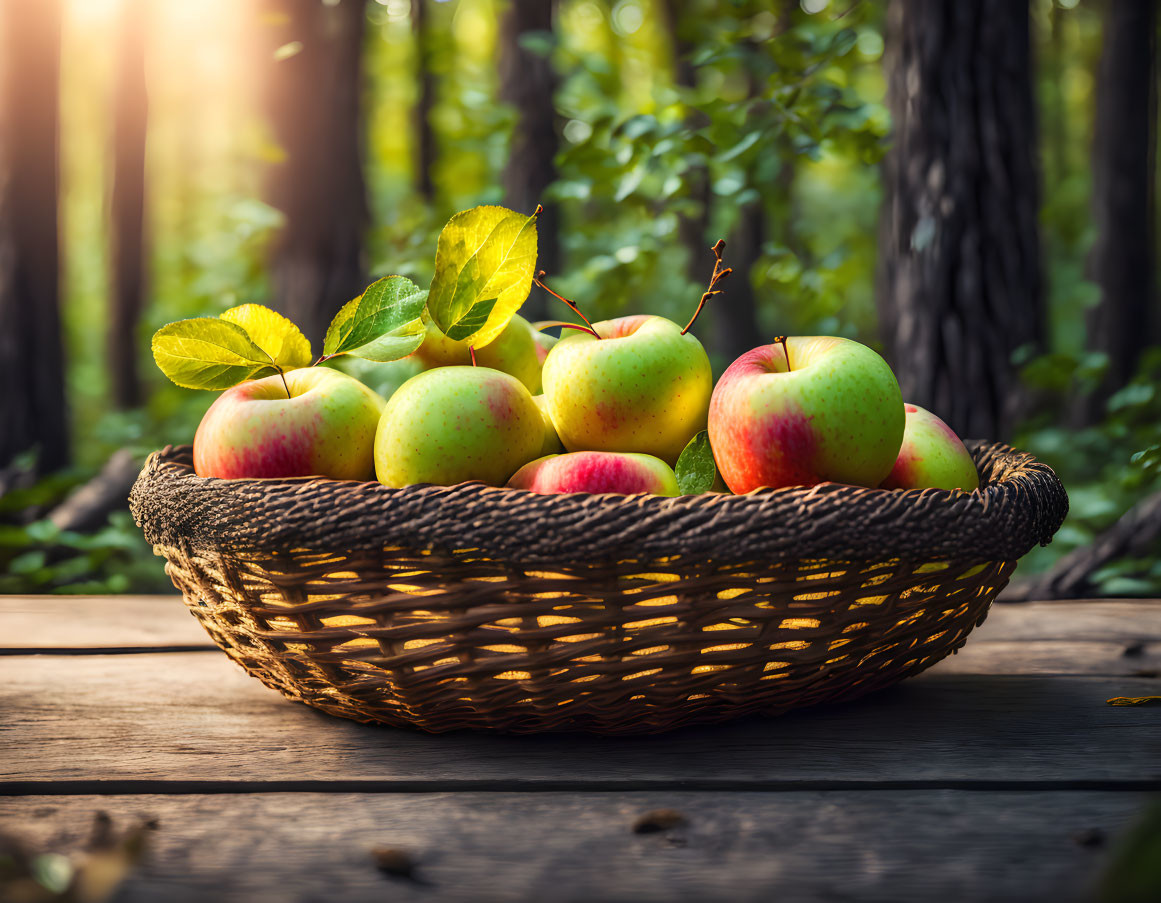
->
{"left": 4, "top": 778, "right": 1161, "bottom": 797}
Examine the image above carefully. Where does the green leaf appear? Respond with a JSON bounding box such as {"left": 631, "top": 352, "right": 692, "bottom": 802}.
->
{"left": 428, "top": 205, "right": 538, "bottom": 348}
{"left": 151, "top": 318, "right": 272, "bottom": 390}
{"left": 323, "top": 276, "right": 428, "bottom": 362}
{"left": 220, "top": 303, "right": 311, "bottom": 370}
{"left": 442, "top": 296, "right": 498, "bottom": 342}
{"left": 675, "top": 430, "right": 717, "bottom": 495}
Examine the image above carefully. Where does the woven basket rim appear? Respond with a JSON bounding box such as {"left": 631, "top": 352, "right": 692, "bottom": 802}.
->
{"left": 129, "top": 441, "right": 1068, "bottom": 566}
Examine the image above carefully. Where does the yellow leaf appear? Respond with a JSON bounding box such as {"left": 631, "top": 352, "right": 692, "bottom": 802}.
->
{"left": 220, "top": 304, "right": 312, "bottom": 371}
{"left": 428, "top": 206, "right": 538, "bottom": 348}
{"left": 151, "top": 319, "right": 271, "bottom": 390}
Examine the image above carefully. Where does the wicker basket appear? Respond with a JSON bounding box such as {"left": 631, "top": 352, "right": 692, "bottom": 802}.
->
{"left": 130, "top": 441, "right": 1067, "bottom": 734}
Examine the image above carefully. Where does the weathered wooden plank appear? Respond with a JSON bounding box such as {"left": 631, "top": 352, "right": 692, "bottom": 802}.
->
{"left": 0, "top": 791, "right": 1145, "bottom": 903}
{"left": 0, "top": 595, "right": 206, "bottom": 650}
{"left": 937, "top": 640, "right": 1161, "bottom": 676}
{"left": 3, "top": 653, "right": 1159, "bottom": 787}
{"left": 974, "top": 600, "right": 1161, "bottom": 643}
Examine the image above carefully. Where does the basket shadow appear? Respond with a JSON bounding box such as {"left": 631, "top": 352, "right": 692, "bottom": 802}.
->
{"left": 282, "top": 669, "right": 1116, "bottom": 786}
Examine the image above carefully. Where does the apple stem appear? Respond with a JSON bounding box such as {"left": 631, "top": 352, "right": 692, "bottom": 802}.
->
{"left": 681, "top": 239, "right": 732, "bottom": 336}
{"left": 774, "top": 335, "right": 791, "bottom": 371}
{"left": 469, "top": 345, "right": 478, "bottom": 367}
{"left": 532, "top": 271, "right": 600, "bottom": 339}
{"left": 258, "top": 347, "right": 293, "bottom": 398}
{"left": 535, "top": 319, "right": 604, "bottom": 336}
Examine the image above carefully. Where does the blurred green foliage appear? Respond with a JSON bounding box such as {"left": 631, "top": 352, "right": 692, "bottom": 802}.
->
{"left": 1016, "top": 348, "right": 1161, "bottom": 594}
{"left": 1012, "top": 0, "right": 1161, "bottom": 595}
{"left": 3, "top": 0, "right": 1156, "bottom": 594}
{"left": 549, "top": 0, "right": 887, "bottom": 360}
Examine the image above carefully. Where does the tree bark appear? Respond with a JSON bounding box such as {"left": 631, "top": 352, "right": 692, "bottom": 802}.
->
{"left": 0, "top": 0, "right": 69, "bottom": 472}
{"left": 877, "top": 0, "right": 1044, "bottom": 440}
{"left": 1085, "top": 0, "right": 1157, "bottom": 406}
{"left": 108, "top": 0, "right": 149, "bottom": 410}
{"left": 262, "top": 0, "right": 369, "bottom": 348}
{"left": 498, "top": 0, "right": 559, "bottom": 319}
{"left": 411, "top": 0, "right": 436, "bottom": 201}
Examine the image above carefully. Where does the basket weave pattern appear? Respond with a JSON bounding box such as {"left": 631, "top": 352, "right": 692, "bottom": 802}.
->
{"left": 131, "top": 442, "right": 1066, "bottom": 734}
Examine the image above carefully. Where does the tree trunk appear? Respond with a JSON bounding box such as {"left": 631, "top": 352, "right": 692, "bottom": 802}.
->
{"left": 262, "top": 0, "right": 369, "bottom": 348}
{"left": 411, "top": 0, "right": 436, "bottom": 201}
{"left": 108, "top": 0, "right": 149, "bottom": 410}
{"left": 498, "top": 0, "right": 559, "bottom": 319}
{"left": 0, "top": 0, "right": 68, "bottom": 472}
{"left": 1085, "top": 0, "right": 1156, "bottom": 406}
{"left": 877, "top": 0, "right": 1044, "bottom": 440}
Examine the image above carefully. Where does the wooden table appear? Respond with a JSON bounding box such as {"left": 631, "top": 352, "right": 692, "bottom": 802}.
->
{"left": 2, "top": 595, "right": 1159, "bottom": 902}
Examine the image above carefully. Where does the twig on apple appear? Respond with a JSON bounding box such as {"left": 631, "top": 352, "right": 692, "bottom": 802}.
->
{"left": 531, "top": 271, "right": 601, "bottom": 339}
{"left": 681, "top": 239, "right": 732, "bottom": 336}
{"left": 534, "top": 319, "right": 605, "bottom": 337}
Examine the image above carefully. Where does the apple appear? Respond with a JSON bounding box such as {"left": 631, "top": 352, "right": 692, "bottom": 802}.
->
{"left": 533, "top": 394, "right": 564, "bottom": 457}
{"left": 374, "top": 366, "right": 544, "bottom": 488}
{"left": 540, "top": 315, "right": 713, "bottom": 465}
{"left": 530, "top": 322, "right": 558, "bottom": 366}
{"left": 412, "top": 313, "right": 542, "bottom": 393}
{"left": 193, "top": 367, "right": 386, "bottom": 481}
{"left": 881, "top": 404, "right": 980, "bottom": 491}
{"left": 707, "top": 337, "right": 904, "bottom": 493}
{"left": 508, "top": 451, "right": 678, "bottom": 496}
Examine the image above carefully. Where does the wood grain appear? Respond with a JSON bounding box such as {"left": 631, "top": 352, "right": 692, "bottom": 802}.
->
{"left": 972, "top": 600, "right": 1161, "bottom": 642}
{"left": 936, "top": 640, "right": 1161, "bottom": 676}
{"left": 0, "top": 595, "right": 206, "bottom": 650}
{"left": 0, "top": 791, "right": 1145, "bottom": 903}
{"left": 3, "top": 652, "right": 1159, "bottom": 787}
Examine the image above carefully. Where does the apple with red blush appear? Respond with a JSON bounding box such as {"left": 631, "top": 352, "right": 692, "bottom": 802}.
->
{"left": 194, "top": 367, "right": 385, "bottom": 481}
{"left": 530, "top": 322, "right": 558, "bottom": 366}
{"left": 508, "top": 450, "right": 678, "bottom": 496}
{"left": 540, "top": 315, "right": 713, "bottom": 465}
{"left": 881, "top": 404, "right": 979, "bottom": 491}
{"left": 707, "top": 337, "right": 904, "bottom": 493}
{"left": 374, "top": 366, "right": 545, "bottom": 488}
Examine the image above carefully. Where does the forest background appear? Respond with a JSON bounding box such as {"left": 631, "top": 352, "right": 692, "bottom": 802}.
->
{"left": 1, "top": 0, "right": 1158, "bottom": 598}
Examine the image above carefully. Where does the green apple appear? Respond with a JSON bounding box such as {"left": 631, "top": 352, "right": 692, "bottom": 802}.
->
{"left": 533, "top": 394, "right": 564, "bottom": 457}
{"left": 412, "top": 313, "right": 542, "bottom": 393}
{"left": 193, "top": 367, "right": 385, "bottom": 481}
{"left": 508, "top": 451, "right": 678, "bottom": 496}
{"left": 707, "top": 337, "right": 904, "bottom": 492}
{"left": 540, "top": 315, "right": 713, "bottom": 465}
{"left": 374, "top": 366, "right": 544, "bottom": 487}
{"left": 881, "top": 404, "right": 980, "bottom": 491}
